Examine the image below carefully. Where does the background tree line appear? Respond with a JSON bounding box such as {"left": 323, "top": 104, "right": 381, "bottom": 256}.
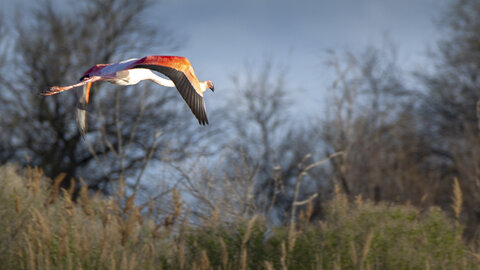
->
{"left": 1, "top": 0, "right": 480, "bottom": 238}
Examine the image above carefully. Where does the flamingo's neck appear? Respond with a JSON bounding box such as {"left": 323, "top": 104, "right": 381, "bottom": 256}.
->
{"left": 199, "top": 81, "right": 209, "bottom": 93}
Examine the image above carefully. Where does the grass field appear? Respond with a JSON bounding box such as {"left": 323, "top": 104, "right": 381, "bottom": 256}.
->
{"left": 0, "top": 164, "right": 477, "bottom": 269}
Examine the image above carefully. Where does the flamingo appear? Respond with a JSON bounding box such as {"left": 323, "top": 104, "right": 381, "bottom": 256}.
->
{"left": 40, "top": 55, "right": 214, "bottom": 137}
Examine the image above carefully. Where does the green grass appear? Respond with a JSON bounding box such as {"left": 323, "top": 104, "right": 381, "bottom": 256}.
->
{"left": 0, "top": 164, "right": 477, "bottom": 269}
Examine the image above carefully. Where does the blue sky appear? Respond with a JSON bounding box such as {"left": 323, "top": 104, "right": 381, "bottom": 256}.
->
{"left": 1, "top": 0, "right": 446, "bottom": 117}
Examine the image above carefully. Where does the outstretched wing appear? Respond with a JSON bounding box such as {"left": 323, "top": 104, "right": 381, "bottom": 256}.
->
{"left": 76, "top": 81, "right": 93, "bottom": 139}
{"left": 132, "top": 56, "right": 208, "bottom": 125}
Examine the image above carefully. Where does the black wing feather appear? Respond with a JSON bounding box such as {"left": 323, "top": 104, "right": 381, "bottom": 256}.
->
{"left": 135, "top": 64, "right": 208, "bottom": 125}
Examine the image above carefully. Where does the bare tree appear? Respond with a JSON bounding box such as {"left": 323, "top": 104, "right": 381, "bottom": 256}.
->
{"left": 179, "top": 60, "right": 332, "bottom": 224}
{"left": 319, "top": 43, "right": 442, "bottom": 206}
{"left": 0, "top": 15, "right": 14, "bottom": 164}
{"left": 0, "top": 0, "right": 209, "bottom": 194}
{"left": 416, "top": 0, "right": 480, "bottom": 236}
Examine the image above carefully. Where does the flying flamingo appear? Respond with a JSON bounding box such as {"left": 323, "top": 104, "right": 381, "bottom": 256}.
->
{"left": 40, "top": 55, "right": 214, "bottom": 137}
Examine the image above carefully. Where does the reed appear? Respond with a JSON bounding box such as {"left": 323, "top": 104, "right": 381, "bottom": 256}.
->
{"left": 0, "top": 164, "right": 477, "bottom": 269}
{"left": 451, "top": 177, "right": 463, "bottom": 220}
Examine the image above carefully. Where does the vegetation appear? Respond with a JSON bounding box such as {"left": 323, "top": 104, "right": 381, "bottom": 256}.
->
{"left": 0, "top": 164, "right": 476, "bottom": 269}
{"left": 1, "top": 0, "right": 480, "bottom": 268}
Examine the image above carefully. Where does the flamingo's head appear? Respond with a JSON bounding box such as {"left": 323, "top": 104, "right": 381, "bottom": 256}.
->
{"left": 200, "top": 80, "right": 214, "bottom": 93}
{"left": 206, "top": 80, "right": 214, "bottom": 92}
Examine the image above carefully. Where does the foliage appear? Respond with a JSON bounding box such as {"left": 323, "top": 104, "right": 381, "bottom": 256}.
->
{"left": 0, "top": 164, "right": 476, "bottom": 269}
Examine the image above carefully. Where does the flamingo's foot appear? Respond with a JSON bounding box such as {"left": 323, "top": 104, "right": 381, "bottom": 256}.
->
{"left": 40, "top": 86, "right": 66, "bottom": 96}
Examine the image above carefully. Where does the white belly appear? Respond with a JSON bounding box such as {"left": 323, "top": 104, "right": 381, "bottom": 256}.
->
{"left": 106, "top": 68, "right": 153, "bottom": 86}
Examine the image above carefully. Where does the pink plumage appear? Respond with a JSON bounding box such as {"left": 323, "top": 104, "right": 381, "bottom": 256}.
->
{"left": 41, "top": 56, "right": 214, "bottom": 137}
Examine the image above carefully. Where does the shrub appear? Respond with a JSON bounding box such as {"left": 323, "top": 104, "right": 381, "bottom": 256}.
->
{"left": 0, "top": 164, "right": 477, "bottom": 269}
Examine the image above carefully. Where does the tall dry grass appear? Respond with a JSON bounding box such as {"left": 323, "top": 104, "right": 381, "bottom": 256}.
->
{"left": 0, "top": 164, "right": 478, "bottom": 269}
